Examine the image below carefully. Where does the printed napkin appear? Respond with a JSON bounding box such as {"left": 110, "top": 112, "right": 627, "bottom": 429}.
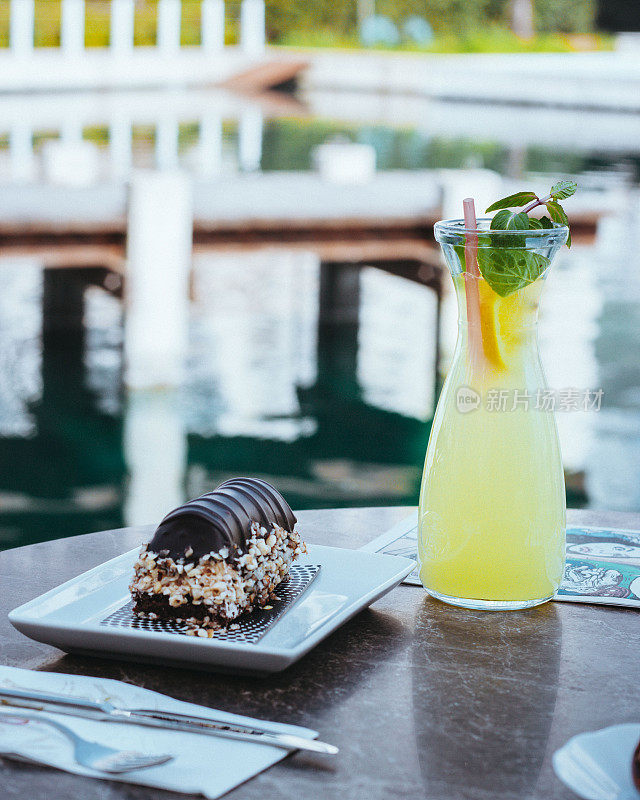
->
{"left": 0, "top": 665, "right": 318, "bottom": 797}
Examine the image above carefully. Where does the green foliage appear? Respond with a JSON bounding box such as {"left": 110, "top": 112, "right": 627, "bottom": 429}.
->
{"left": 490, "top": 209, "right": 530, "bottom": 230}
{"left": 546, "top": 199, "right": 571, "bottom": 245}
{"left": 265, "top": 0, "right": 356, "bottom": 44}
{"left": 550, "top": 179, "right": 578, "bottom": 200}
{"left": 486, "top": 191, "right": 538, "bottom": 212}
{"left": 474, "top": 180, "right": 577, "bottom": 295}
{"left": 534, "top": 0, "right": 596, "bottom": 34}
{"left": 486, "top": 181, "right": 576, "bottom": 247}
{"left": 390, "top": 0, "right": 595, "bottom": 37}
{"left": 270, "top": 0, "right": 596, "bottom": 41}
{"left": 392, "top": 0, "right": 503, "bottom": 36}
{"left": 527, "top": 215, "right": 554, "bottom": 229}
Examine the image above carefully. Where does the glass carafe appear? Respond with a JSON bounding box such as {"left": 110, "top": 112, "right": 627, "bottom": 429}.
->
{"left": 418, "top": 219, "right": 568, "bottom": 610}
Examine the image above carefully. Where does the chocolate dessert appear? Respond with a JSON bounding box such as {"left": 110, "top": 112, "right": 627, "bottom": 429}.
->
{"left": 129, "top": 478, "right": 305, "bottom": 632}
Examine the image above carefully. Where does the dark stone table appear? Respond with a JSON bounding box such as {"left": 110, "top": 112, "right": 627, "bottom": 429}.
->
{"left": 0, "top": 507, "right": 639, "bottom": 800}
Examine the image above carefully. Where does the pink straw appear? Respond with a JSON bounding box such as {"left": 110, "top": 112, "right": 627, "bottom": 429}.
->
{"left": 462, "top": 198, "right": 483, "bottom": 372}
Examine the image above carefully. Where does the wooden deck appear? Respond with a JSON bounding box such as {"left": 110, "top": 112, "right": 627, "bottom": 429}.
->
{"left": 0, "top": 168, "right": 600, "bottom": 288}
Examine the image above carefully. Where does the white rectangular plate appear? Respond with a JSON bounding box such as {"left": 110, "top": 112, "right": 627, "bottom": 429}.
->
{"left": 9, "top": 544, "right": 413, "bottom": 674}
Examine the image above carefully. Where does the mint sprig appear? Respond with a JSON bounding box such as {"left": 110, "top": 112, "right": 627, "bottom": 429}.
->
{"left": 485, "top": 179, "right": 576, "bottom": 248}
{"left": 467, "top": 179, "right": 577, "bottom": 297}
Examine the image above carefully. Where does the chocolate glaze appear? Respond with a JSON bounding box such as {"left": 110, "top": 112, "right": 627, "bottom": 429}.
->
{"left": 147, "top": 477, "right": 297, "bottom": 560}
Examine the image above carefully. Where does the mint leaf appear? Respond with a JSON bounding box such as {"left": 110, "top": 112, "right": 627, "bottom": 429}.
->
{"left": 490, "top": 209, "right": 529, "bottom": 230}
{"left": 550, "top": 180, "right": 577, "bottom": 201}
{"left": 546, "top": 200, "right": 568, "bottom": 225}
{"left": 485, "top": 191, "right": 537, "bottom": 213}
{"left": 527, "top": 215, "right": 554, "bottom": 230}
{"left": 546, "top": 200, "right": 571, "bottom": 247}
{"left": 476, "top": 249, "right": 550, "bottom": 297}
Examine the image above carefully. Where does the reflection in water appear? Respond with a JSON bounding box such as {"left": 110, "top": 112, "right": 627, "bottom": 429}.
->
{"left": 124, "top": 390, "right": 186, "bottom": 526}
{"left": 2, "top": 100, "right": 639, "bottom": 185}
{"left": 358, "top": 268, "right": 437, "bottom": 421}
{"left": 0, "top": 266, "right": 125, "bottom": 549}
{"left": 411, "top": 600, "right": 561, "bottom": 799}
{"left": 186, "top": 250, "right": 320, "bottom": 441}
{"left": 84, "top": 285, "right": 123, "bottom": 417}
{"left": 586, "top": 203, "right": 640, "bottom": 509}
{"left": 0, "top": 261, "right": 42, "bottom": 437}
{"left": 539, "top": 246, "right": 600, "bottom": 477}
{"left": 186, "top": 255, "right": 432, "bottom": 509}
{"left": 0, "top": 253, "right": 437, "bottom": 547}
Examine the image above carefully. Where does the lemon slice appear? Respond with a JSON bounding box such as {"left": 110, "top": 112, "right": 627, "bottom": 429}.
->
{"left": 456, "top": 274, "right": 533, "bottom": 371}
{"left": 477, "top": 279, "right": 507, "bottom": 370}
{"left": 477, "top": 279, "right": 541, "bottom": 369}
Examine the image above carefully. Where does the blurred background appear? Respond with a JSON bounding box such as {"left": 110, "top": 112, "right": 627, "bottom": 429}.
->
{"left": 0, "top": 0, "right": 639, "bottom": 549}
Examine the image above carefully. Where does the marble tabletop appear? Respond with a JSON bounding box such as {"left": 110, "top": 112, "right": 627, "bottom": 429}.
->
{"left": 0, "top": 506, "right": 639, "bottom": 800}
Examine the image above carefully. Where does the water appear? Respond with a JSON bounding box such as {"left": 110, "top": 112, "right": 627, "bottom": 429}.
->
{"left": 0, "top": 254, "right": 438, "bottom": 549}
{"left": 5, "top": 112, "right": 638, "bottom": 184}
{"left": 0, "top": 110, "right": 638, "bottom": 548}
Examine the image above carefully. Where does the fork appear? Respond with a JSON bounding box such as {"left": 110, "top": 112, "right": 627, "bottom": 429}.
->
{"left": 0, "top": 709, "right": 173, "bottom": 773}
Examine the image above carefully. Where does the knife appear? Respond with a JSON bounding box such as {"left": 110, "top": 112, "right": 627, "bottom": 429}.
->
{"left": 0, "top": 686, "right": 338, "bottom": 755}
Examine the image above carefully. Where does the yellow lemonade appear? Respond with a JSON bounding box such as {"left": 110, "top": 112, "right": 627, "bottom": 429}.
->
{"left": 418, "top": 275, "right": 566, "bottom": 607}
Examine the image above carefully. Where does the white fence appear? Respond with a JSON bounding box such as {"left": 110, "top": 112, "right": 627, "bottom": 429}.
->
{"left": 6, "top": 0, "right": 265, "bottom": 56}
{"left": 1, "top": 0, "right": 266, "bottom": 92}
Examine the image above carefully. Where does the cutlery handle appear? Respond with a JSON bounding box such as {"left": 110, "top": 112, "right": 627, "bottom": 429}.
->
{"left": 131, "top": 708, "right": 285, "bottom": 736}
{"left": 0, "top": 687, "right": 106, "bottom": 714}
{"left": 258, "top": 732, "right": 339, "bottom": 755}
{"left": 0, "top": 707, "right": 87, "bottom": 748}
{"left": 124, "top": 709, "right": 338, "bottom": 754}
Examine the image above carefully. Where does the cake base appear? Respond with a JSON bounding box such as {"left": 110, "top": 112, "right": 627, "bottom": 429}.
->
{"left": 129, "top": 521, "right": 305, "bottom": 630}
{"left": 131, "top": 586, "right": 278, "bottom": 629}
